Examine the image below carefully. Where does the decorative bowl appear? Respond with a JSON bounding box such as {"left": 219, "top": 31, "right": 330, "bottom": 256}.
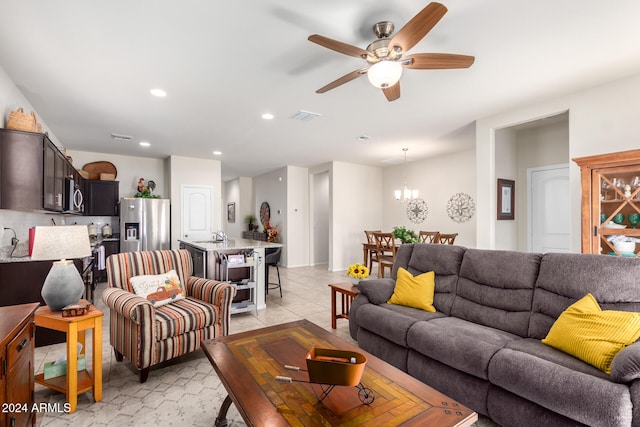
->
{"left": 614, "top": 241, "right": 636, "bottom": 254}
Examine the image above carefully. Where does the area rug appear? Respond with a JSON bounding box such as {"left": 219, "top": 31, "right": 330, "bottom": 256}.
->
{"left": 39, "top": 350, "right": 496, "bottom": 426}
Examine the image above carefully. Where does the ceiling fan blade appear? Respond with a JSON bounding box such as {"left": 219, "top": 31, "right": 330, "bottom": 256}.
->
{"left": 382, "top": 82, "right": 400, "bottom": 102}
{"left": 403, "top": 53, "right": 475, "bottom": 69}
{"left": 316, "top": 68, "right": 368, "bottom": 93}
{"left": 390, "top": 2, "right": 447, "bottom": 53}
{"left": 308, "top": 34, "right": 371, "bottom": 58}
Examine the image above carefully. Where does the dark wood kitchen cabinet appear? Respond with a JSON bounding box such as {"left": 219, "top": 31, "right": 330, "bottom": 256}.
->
{"left": 84, "top": 180, "right": 119, "bottom": 216}
{"left": 0, "top": 128, "right": 72, "bottom": 212}
{"left": 0, "top": 260, "right": 83, "bottom": 347}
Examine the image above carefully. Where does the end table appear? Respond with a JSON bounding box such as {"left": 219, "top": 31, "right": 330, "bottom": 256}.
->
{"left": 328, "top": 282, "right": 360, "bottom": 329}
{"left": 34, "top": 302, "right": 103, "bottom": 413}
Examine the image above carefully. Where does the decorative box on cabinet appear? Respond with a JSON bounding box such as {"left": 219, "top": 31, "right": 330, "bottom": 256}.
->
{"left": 0, "top": 302, "right": 39, "bottom": 427}
{"left": 84, "top": 180, "right": 119, "bottom": 216}
{"left": 573, "top": 149, "right": 640, "bottom": 257}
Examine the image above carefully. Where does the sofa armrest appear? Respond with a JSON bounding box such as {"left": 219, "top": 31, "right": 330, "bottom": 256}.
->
{"left": 101, "top": 287, "right": 154, "bottom": 324}
{"left": 186, "top": 277, "right": 237, "bottom": 336}
{"left": 611, "top": 341, "right": 640, "bottom": 383}
{"left": 357, "top": 278, "right": 396, "bottom": 305}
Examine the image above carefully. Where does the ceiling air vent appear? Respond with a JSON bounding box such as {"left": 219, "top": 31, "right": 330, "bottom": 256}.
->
{"left": 289, "top": 110, "right": 322, "bottom": 122}
{"left": 111, "top": 133, "right": 133, "bottom": 141}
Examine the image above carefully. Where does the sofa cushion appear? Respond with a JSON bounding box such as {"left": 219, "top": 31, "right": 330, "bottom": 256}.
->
{"left": 611, "top": 342, "right": 640, "bottom": 383}
{"left": 529, "top": 252, "right": 640, "bottom": 340}
{"left": 154, "top": 297, "right": 217, "bottom": 340}
{"left": 489, "top": 340, "right": 632, "bottom": 426}
{"left": 356, "top": 303, "right": 444, "bottom": 347}
{"left": 542, "top": 293, "right": 640, "bottom": 374}
{"left": 450, "top": 249, "right": 541, "bottom": 337}
{"left": 407, "top": 317, "right": 520, "bottom": 380}
{"left": 387, "top": 268, "right": 436, "bottom": 312}
{"left": 357, "top": 278, "right": 395, "bottom": 305}
{"left": 398, "top": 243, "right": 466, "bottom": 315}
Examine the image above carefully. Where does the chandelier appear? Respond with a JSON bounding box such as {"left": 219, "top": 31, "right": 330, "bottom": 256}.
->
{"left": 394, "top": 148, "right": 418, "bottom": 202}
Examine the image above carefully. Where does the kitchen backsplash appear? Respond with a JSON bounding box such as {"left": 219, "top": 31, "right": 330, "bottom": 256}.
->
{"left": 0, "top": 209, "right": 118, "bottom": 248}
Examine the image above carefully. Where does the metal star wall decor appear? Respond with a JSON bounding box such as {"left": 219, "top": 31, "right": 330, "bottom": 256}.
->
{"left": 446, "top": 193, "right": 475, "bottom": 223}
{"left": 406, "top": 198, "right": 428, "bottom": 224}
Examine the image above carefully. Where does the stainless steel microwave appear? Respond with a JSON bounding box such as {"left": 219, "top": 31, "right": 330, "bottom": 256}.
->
{"left": 64, "top": 177, "right": 84, "bottom": 214}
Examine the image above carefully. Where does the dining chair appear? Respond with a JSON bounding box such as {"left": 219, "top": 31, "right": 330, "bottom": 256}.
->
{"left": 438, "top": 233, "right": 459, "bottom": 245}
{"left": 364, "top": 230, "right": 381, "bottom": 271}
{"left": 418, "top": 231, "right": 440, "bottom": 244}
{"left": 373, "top": 232, "right": 397, "bottom": 278}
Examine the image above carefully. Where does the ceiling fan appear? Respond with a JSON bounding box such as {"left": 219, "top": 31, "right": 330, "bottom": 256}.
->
{"left": 308, "top": 2, "right": 474, "bottom": 102}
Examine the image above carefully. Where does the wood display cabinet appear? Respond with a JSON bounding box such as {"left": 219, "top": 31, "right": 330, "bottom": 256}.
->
{"left": 573, "top": 149, "right": 640, "bottom": 257}
{"left": 0, "top": 302, "right": 39, "bottom": 427}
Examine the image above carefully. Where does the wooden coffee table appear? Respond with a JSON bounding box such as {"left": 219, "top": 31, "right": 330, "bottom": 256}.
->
{"left": 202, "top": 320, "right": 477, "bottom": 426}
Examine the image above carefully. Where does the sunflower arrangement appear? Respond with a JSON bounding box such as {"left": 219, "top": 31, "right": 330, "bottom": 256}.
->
{"left": 346, "top": 263, "right": 370, "bottom": 280}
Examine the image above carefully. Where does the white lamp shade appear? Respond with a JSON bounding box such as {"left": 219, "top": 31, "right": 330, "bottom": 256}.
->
{"left": 31, "top": 225, "right": 91, "bottom": 261}
{"left": 367, "top": 61, "right": 403, "bottom": 89}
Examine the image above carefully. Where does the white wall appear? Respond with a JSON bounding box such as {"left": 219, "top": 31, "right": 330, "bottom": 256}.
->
{"left": 382, "top": 148, "right": 477, "bottom": 248}
{"left": 286, "top": 166, "right": 310, "bottom": 268}
{"left": 66, "top": 150, "right": 167, "bottom": 199}
{"left": 168, "top": 155, "right": 221, "bottom": 249}
{"left": 224, "top": 177, "right": 253, "bottom": 238}
{"left": 311, "top": 171, "right": 329, "bottom": 265}
{"left": 331, "top": 161, "right": 383, "bottom": 271}
{"left": 495, "top": 129, "right": 518, "bottom": 250}
{"left": 477, "top": 72, "right": 640, "bottom": 250}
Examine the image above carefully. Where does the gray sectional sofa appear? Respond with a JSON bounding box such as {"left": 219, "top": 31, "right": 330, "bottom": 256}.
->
{"left": 349, "top": 243, "right": 640, "bottom": 427}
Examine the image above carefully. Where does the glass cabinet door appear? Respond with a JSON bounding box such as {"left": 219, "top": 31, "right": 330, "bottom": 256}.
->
{"left": 592, "top": 165, "right": 640, "bottom": 257}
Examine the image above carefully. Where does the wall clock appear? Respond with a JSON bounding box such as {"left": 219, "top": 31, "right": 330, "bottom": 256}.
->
{"left": 260, "top": 202, "right": 271, "bottom": 226}
{"left": 406, "top": 198, "right": 428, "bottom": 224}
{"left": 447, "top": 193, "right": 475, "bottom": 223}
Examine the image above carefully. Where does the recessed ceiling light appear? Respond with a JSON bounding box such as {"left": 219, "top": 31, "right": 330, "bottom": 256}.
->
{"left": 139, "top": 141, "right": 151, "bottom": 147}
{"left": 150, "top": 88, "right": 166, "bottom": 97}
{"left": 261, "top": 113, "right": 274, "bottom": 120}
{"left": 213, "top": 151, "right": 222, "bottom": 156}
{"left": 357, "top": 135, "right": 370, "bottom": 141}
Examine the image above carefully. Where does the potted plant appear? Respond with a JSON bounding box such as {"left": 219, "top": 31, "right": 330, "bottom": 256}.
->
{"left": 392, "top": 226, "right": 418, "bottom": 244}
{"left": 245, "top": 214, "right": 257, "bottom": 231}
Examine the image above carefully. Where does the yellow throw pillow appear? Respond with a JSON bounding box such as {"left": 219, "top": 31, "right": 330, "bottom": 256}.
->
{"left": 542, "top": 293, "right": 640, "bottom": 374}
{"left": 387, "top": 268, "right": 436, "bottom": 312}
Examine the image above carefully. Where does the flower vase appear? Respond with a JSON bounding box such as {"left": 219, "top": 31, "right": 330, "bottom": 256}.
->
{"left": 351, "top": 278, "right": 360, "bottom": 285}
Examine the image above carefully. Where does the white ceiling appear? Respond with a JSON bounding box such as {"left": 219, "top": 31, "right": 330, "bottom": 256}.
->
{"left": 1, "top": 1, "right": 639, "bottom": 181}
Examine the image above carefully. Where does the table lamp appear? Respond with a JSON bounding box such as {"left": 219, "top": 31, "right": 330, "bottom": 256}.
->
{"left": 31, "top": 225, "right": 91, "bottom": 311}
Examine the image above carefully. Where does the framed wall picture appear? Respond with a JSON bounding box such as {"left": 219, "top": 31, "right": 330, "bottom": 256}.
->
{"left": 227, "top": 202, "right": 236, "bottom": 222}
{"left": 497, "top": 179, "right": 515, "bottom": 220}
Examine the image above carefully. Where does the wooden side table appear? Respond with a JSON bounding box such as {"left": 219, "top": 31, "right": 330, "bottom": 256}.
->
{"left": 34, "top": 303, "right": 103, "bottom": 413}
{"left": 328, "top": 282, "right": 361, "bottom": 329}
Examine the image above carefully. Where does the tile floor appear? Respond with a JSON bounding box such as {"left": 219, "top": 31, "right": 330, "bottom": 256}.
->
{"left": 33, "top": 264, "right": 496, "bottom": 426}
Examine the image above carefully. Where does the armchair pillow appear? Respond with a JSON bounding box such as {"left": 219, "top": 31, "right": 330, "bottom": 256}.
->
{"left": 387, "top": 267, "right": 436, "bottom": 312}
{"left": 542, "top": 293, "right": 640, "bottom": 374}
{"left": 130, "top": 270, "right": 185, "bottom": 307}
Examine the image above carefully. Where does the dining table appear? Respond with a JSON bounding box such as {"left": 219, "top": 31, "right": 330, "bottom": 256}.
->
{"left": 362, "top": 241, "right": 400, "bottom": 269}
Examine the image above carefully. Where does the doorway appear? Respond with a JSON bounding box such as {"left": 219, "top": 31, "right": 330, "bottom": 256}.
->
{"left": 311, "top": 171, "right": 329, "bottom": 266}
{"left": 528, "top": 164, "right": 570, "bottom": 253}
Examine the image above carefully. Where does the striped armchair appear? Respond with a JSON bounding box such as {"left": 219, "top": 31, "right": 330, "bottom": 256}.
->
{"left": 101, "top": 250, "right": 236, "bottom": 383}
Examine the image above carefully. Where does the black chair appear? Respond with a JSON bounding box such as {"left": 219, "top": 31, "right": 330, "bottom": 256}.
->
{"left": 264, "top": 247, "right": 282, "bottom": 297}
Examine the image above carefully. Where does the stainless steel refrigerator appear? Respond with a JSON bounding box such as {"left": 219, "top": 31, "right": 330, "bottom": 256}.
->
{"left": 120, "top": 198, "right": 170, "bottom": 253}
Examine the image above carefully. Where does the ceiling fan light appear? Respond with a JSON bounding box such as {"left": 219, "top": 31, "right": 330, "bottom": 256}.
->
{"left": 367, "top": 61, "right": 403, "bottom": 89}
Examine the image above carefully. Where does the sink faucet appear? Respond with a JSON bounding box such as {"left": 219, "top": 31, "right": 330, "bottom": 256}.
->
{"left": 214, "top": 231, "right": 228, "bottom": 242}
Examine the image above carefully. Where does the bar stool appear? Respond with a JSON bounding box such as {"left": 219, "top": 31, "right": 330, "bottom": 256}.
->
{"left": 265, "top": 247, "right": 282, "bottom": 297}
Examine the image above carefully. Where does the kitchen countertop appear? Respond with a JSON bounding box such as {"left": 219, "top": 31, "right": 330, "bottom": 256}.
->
{"left": 179, "top": 238, "right": 282, "bottom": 251}
{"left": 0, "top": 237, "right": 120, "bottom": 263}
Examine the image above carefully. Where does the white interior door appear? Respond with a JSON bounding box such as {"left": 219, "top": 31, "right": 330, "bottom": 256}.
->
{"left": 529, "top": 164, "right": 570, "bottom": 253}
{"left": 182, "top": 185, "right": 213, "bottom": 241}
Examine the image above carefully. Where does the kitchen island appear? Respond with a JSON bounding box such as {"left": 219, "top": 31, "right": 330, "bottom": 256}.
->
{"left": 178, "top": 238, "right": 283, "bottom": 313}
